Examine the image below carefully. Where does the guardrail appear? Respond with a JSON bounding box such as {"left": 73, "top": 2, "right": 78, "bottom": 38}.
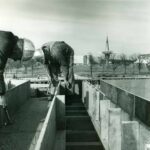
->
{"left": 82, "top": 81, "right": 150, "bottom": 150}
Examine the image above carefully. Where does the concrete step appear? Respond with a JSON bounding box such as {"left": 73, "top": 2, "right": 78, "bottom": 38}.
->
{"left": 66, "top": 106, "right": 86, "bottom": 111}
{"left": 66, "top": 131, "right": 99, "bottom": 142}
{"left": 66, "top": 116, "right": 94, "bottom": 130}
{"left": 66, "top": 99, "right": 82, "bottom": 102}
{"left": 66, "top": 101, "right": 83, "bottom": 106}
{"left": 66, "top": 102, "right": 84, "bottom": 107}
{"left": 66, "top": 110, "right": 88, "bottom": 116}
{"left": 66, "top": 142, "right": 104, "bottom": 150}
{"left": 66, "top": 97, "right": 82, "bottom": 104}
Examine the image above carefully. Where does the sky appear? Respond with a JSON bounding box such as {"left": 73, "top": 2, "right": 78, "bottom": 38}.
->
{"left": 0, "top": 0, "right": 150, "bottom": 56}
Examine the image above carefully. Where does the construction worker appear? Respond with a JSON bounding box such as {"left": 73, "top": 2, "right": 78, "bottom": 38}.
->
{"left": 33, "top": 41, "right": 75, "bottom": 96}
{"left": 0, "top": 30, "right": 35, "bottom": 127}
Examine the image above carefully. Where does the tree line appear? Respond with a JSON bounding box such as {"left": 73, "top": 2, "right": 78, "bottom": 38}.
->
{"left": 88, "top": 53, "right": 150, "bottom": 78}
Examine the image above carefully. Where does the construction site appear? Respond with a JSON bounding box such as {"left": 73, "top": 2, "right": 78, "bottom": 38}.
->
{"left": 0, "top": 75, "right": 150, "bottom": 150}
{"left": 0, "top": 0, "right": 150, "bottom": 149}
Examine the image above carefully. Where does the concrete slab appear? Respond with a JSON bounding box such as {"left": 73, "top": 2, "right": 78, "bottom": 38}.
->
{"left": 0, "top": 98, "right": 49, "bottom": 150}
{"left": 100, "top": 100, "right": 110, "bottom": 150}
{"left": 121, "top": 121, "right": 140, "bottom": 150}
{"left": 135, "top": 96, "right": 150, "bottom": 126}
{"left": 108, "top": 108, "right": 121, "bottom": 150}
{"left": 117, "top": 89, "right": 135, "bottom": 117}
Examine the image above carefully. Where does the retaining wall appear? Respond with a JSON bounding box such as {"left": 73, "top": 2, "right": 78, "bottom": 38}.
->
{"left": 100, "top": 80, "right": 150, "bottom": 126}
{"left": 0, "top": 81, "right": 30, "bottom": 117}
{"left": 82, "top": 81, "right": 150, "bottom": 150}
{"left": 0, "top": 80, "right": 65, "bottom": 150}
{"left": 34, "top": 84, "right": 65, "bottom": 150}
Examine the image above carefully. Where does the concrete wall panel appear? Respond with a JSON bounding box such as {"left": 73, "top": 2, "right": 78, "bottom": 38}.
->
{"left": 135, "top": 96, "right": 150, "bottom": 126}
{"left": 111, "top": 86, "right": 118, "bottom": 104}
{"left": 108, "top": 108, "right": 121, "bottom": 150}
{"left": 117, "top": 89, "right": 134, "bottom": 117}
{"left": 35, "top": 97, "right": 56, "bottom": 150}
{"left": 121, "top": 121, "right": 140, "bottom": 150}
{"left": 100, "top": 100, "right": 110, "bottom": 150}
{"left": 5, "top": 81, "right": 30, "bottom": 116}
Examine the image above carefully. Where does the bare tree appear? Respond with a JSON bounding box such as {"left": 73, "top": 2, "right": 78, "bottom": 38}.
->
{"left": 137, "top": 55, "right": 143, "bottom": 74}
{"left": 120, "top": 53, "right": 135, "bottom": 75}
{"left": 98, "top": 56, "right": 105, "bottom": 72}
{"left": 129, "top": 54, "right": 137, "bottom": 75}
{"left": 31, "top": 59, "right": 36, "bottom": 77}
{"left": 89, "top": 54, "right": 95, "bottom": 78}
{"left": 146, "top": 60, "right": 150, "bottom": 73}
{"left": 120, "top": 54, "right": 128, "bottom": 74}
{"left": 110, "top": 54, "right": 119, "bottom": 74}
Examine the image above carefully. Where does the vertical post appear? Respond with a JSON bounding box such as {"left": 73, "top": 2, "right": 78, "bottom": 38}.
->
{"left": 89, "top": 85, "right": 93, "bottom": 116}
{"left": 92, "top": 89, "right": 97, "bottom": 119}
{"left": 108, "top": 108, "right": 121, "bottom": 150}
{"left": 82, "top": 81, "right": 87, "bottom": 103}
{"left": 122, "top": 121, "right": 140, "bottom": 150}
{"left": 100, "top": 100, "right": 110, "bottom": 150}
{"left": 99, "top": 90, "right": 105, "bottom": 100}
{"left": 96, "top": 91, "right": 100, "bottom": 121}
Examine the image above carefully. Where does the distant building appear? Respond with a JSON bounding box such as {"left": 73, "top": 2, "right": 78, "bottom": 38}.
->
{"left": 139, "top": 54, "right": 150, "bottom": 63}
{"left": 83, "top": 54, "right": 99, "bottom": 65}
{"left": 74, "top": 55, "right": 84, "bottom": 65}
{"left": 140, "top": 54, "right": 150, "bottom": 58}
{"left": 87, "top": 54, "right": 90, "bottom": 65}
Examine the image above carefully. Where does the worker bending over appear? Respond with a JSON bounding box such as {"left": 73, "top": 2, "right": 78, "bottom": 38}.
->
{"left": 0, "top": 30, "right": 35, "bottom": 127}
{"left": 33, "top": 41, "right": 75, "bottom": 95}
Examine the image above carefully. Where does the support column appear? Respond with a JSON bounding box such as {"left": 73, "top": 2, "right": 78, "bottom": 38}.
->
{"left": 122, "top": 121, "right": 140, "bottom": 150}
{"left": 96, "top": 91, "right": 100, "bottom": 121}
{"left": 108, "top": 108, "right": 121, "bottom": 150}
{"left": 100, "top": 100, "right": 110, "bottom": 150}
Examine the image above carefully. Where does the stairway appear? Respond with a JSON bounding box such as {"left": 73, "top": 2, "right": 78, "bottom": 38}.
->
{"left": 66, "top": 95, "right": 104, "bottom": 150}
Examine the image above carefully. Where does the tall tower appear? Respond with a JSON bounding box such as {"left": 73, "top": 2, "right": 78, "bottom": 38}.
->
{"left": 102, "top": 36, "right": 112, "bottom": 66}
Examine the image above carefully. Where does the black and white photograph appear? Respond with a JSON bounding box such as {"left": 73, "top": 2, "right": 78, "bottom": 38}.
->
{"left": 0, "top": 0, "right": 150, "bottom": 150}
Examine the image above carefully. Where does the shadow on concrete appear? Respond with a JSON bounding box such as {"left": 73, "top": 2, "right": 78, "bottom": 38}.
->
{"left": 0, "top": 97, "right": 49, "bottom": 150}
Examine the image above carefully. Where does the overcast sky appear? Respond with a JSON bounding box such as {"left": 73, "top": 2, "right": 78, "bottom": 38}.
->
{"left": 0, "top": 0, "right": 150, "bottom": 56}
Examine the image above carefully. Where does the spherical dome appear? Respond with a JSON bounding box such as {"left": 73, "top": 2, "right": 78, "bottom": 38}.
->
{"left": 22, "top": 38, "right": 35, "bottom": 61}
{"left": 32, "top": 48, "right": 44, "bottom": 63}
